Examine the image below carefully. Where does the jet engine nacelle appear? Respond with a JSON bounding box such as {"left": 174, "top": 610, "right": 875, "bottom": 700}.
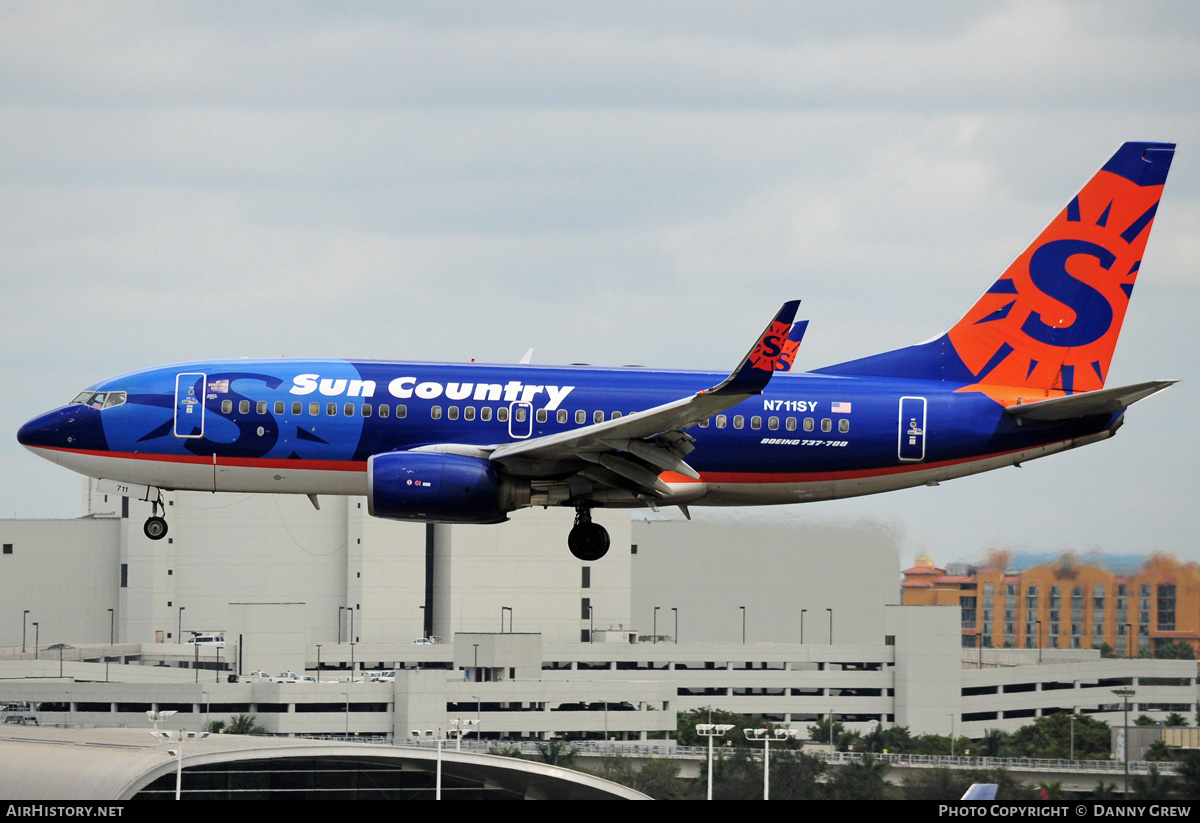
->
{"left": 367, "top": 451, "right": 527, "bottom": 524}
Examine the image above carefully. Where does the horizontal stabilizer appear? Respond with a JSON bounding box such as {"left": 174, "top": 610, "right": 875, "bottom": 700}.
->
{"left": 1004, "top": 380, "right": 1176, "bottom": 421}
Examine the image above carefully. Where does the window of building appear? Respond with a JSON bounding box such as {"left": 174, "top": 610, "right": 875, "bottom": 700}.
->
{"left": 2, "top": 543, "right": 11, "bottom": 555}
{"left": 581, "top": 567, "right": 590, "bottom": 589}
{"left": 581, "top": 597, "right": 591, "bottom": 620}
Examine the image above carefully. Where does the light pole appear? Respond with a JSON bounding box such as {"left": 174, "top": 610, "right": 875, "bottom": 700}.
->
{"left": 1070, "top": 709, "right": 1077, "bottom": 760}
{"left": 108, "top": 608, "right": 115, "bottom": 644}
{"left": 740, "top": 606, "right": 746, "bottom": 644}
{"left": 315, "top": 644, "right": 322, "bottom": 681}
{"left": 672, "top": 607, "right": 678, "bottom": 643}
{"left": 1113, "top": 686, "right": 1136, "bottom": 796}
{"left": 472, "top": 694, "right": 482, "bottom": 739}
{"left": 22, "top": 610, "right": 29, "bottom": 653}
{"left": 949, "top": 713, "right": 955, "bottom": 756}
{"left": 1035, "top": 619, "right": 1043, "bottom": 663}
{"left": 1124, "top": 623, "right": 1133, "bottom": 659}
{"left": 450, "top": 717, "right": 479, "bottom": 752}
{"left": 828, "top": 709, "right": 835, "bottom": 749}
{"left": 653, "top": 607, "right": 659, "bottom": 643}
{"left": 589, "top": 605, "right": 594, "bottom": 643}
{"left": 343, "top": 693, "right": 350, "bottom": 740}
{"left": 696, "top": 723, "right": 734, "bottom": 800}
{"left": 827, "top": 607, "right": 833, "bottom": 644}
{"left": 745, "top": 728, "right": 799, "bottom": 799}
{"left": 32, "top": 622, "right": 38, "bottom": 660}
{"left": 338, "top": 606, "right": 345, "bottom": 643}
{"left": 800, "top": 609, "right": 806, "bottom": 644}
{"left": 501, "top": 606, "right": 512, "bottom": 633}
{"left": 150, "top": 727, "right": 209, "bottom": 800}
{"left": 177, "top": 606, "right": 184, "bottom": 643}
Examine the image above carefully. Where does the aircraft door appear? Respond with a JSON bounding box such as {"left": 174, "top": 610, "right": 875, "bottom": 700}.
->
{"left": 508, "top": 401, "right": 533, "bottom": 439}
{"left": 898, "top": 396, "right": 927, "bottom": 462}
{"left": 174, "top": 373, "right": 207, "bottom": 439}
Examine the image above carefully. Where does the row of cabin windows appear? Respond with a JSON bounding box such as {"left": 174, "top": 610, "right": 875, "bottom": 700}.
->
{"left": 222, "top": 399, "right": 409, "bottom": 420}
{"left": 217, "top": 400, "right": 850, "bottom": 435}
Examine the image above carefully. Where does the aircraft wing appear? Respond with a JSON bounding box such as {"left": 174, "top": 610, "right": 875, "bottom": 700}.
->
{"left": 488, "top": 301, "right": 800, "bottom": 498}
{"left": 1004, "top": 380, "right": 1176, "bottom": 421}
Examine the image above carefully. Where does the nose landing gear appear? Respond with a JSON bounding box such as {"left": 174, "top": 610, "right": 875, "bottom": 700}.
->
{"left": 568, "top": 506, "right": 609, "bottom": 561}
{"left": 143, "top": 493, "right": 169, "bottom": 541}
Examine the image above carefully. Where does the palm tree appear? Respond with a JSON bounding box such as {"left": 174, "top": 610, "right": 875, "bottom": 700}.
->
{"left": 226, "top": 713, "right": 267, "bottom": 735}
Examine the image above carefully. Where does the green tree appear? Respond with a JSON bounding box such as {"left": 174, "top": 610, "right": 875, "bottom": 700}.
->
{"left": 806, "top": 716, "right": 862, "bottom": 752}
{"left": 203, "top": 719, "right": 225, "bottom": 734}
{"left": 1156, "top": 641, "right": 1195, "bottom": 660}
{"left": 861, "top": 722, "right": 913, "bottom": 754}
{"left": 1090, "top": 781, "right": 1119, "bottom": 799}
{"left": 978, "top": 728, "right": 1010, "bottom": 757}
{"left": 1135, "top": 714, "right": 1159, "bottom": 726}
{"left": 1095, "top": 642, "right": 1117, "bottom": 658}
{"left": 632, "top": 759, "right": 690, "bottom": 801}
{"left": 1174, "top": 751, "right": 1200, "bottom": 799}
{"left": 1166, "top": 712, "right": 1189, "bottom": 727}
{"left": 1007, "top": 713, "right": 1110, "bottom": 760}
{"left": 1130, "top": 764, "right": 1177, "bottom": 800}
{"left": 827, "top": 753, "right": 889, "bottom": 800}
{"left": 225, "top": 713, "right": 266, "bottom": 735}
{"left": 535, "top": 738, "right": 578, "bottom": 766}
{"left": 1145, "top": 740, "right": 1177, "bottom": 762}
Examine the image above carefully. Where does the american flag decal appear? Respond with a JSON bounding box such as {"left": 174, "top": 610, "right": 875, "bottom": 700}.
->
{"left": 832, "top": 401, "right": 851, "bottom": 414}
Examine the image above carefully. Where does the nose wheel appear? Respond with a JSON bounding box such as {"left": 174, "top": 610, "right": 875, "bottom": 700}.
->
{"left": 568, "top": 506, "right": 609, "bottom": 561}
{"left": 143, "top": 493, "right": 169, "bottom": 541}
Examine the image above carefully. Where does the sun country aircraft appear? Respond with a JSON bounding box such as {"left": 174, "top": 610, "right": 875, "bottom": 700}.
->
{"left": 19, "top": 142, "right": 1176, "bottom": 561}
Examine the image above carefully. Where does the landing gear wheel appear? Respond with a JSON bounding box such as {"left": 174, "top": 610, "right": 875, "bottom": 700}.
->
{"left": 568, "top": 508, "right": 609, "bottom": 561}
{"left": 144, "top": 516, "right": 168, "bottom": 541}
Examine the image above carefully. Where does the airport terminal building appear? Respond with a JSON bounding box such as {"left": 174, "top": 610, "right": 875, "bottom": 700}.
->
{"left": 1, "top": 483, "right": 1195, "bottom": 746}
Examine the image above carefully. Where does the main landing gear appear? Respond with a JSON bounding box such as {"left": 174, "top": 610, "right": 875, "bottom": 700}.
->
{"left": 568, "top": 506, "right": 609, "bottom": 561}
{"left": 143, "top": 492, "right": 169, "bottom": 541}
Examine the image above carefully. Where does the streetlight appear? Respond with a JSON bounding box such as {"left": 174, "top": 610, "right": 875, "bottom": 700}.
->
{"left": 449, "top": 717, "right": 479, "bottom": 752}
{"left": 315, "top": 644, "right": 322, "bottom": 681}
{"left": 588, "top": 605, "right": 594, "bottom": 643}
{"left": 1035, "top": 619, "right": 1042, "bottom": 663}
{"left": 22, "top": 610, "right": 29, "bottom": 653}
{"left": 1113, "top": 686, "right": 1136, "bottom": 796}
{"left": 149, "top": 727, "right": 209, "bottom": 800}
{"left": 745, "top": 728, "right": 799, "bottom": 799}
{"left": 472, "top": 694, "right": 482, "bottom": 739}
{"left": 108, "top": 608, "right": 115, "bottom": 645}
{"left": 501, "top": 606, "right": 512, "bottom": 633}
{"left": 653, "top": 607, "right": 659, "bottom": 644}
{"left": 827, "top": 608, "right": 833, "bottom": 644}
{"left": 696, "top": 723, "right": 734, "bottom": 800}
{"left": 32, "top": 622, "right": 38, "bottom": 660}
{"left": 671, "top": 607, "right": 678, "bottom": 643}
{"left": 1070, "top": 709, "right": 1077, "bottom": 760}
{"left": 800, "top": 609, "right": 806, "bottom": 644}
{"left": 177, "top": 606, "right": 184, "bottom": 643}
{"left": 949, "top": 713, "right": 955, "bottom": 756}
{"left": 740, "top": 606, "right": 746, "bottom": 644}
{"left": 338, "top": 606, "right": 345, "bottom": 643}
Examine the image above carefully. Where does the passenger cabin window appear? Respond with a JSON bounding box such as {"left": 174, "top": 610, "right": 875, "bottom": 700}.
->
{"left": 431, "top": 406, "right": 442, "bottom": 420}
{"left": 768, "top": 416, "right": 779, "bottom": 430}
{"left": 786, "top": 417, "right": 797, "bottom": 431}
{"left": 362, "top": 404, "right": 372, "bottom": 417}
{"left": 222, "top": 400, "right": 233, "bottom": 414}
{"left": 557, "top": 409, "right": 568, "bottom": 423}
{"left": 448, "top": 406, "right": 459, "bottom": 420}
{"left": 611, "top": 411, "right": 622, "bottom": 420}
{"left": 750, "top": 416, "right": 762, "bottom": 430}
{"left": 803, "top": 417, "right": 814, "bottom": 431}
{"left": 309, "top": 402, "right": 319, "bottom": 417}
{"left": 576, "top": 410, "right": 586, "bottom": 424}
{"left": 733, "top": 415, "right": 744, "bottom": 429}
{"left": 257, "top": 401, "right": 267, "bottom": 415}
{"left": 481, "top": 407, "right": 492, "bottom": 421}
{"left": 326, "top": 402, "right": 337, "bottom": 416}
{"left": 292, "top": 401, "right": 301, "bottom": 415}
{"left": 396, "top": 405, "right": 407, "bottom": 419}
{"left": 839, "top": 419, "right": 849, "bottom": 433}
{"left": 699, "top": 418, "right": 709, "bottom": 428}
{"left": 821, "top": 418, "right": 832, "bottom": 432}
{"left": 515, "top": 407, "right": 527, "bottom": 423}
{"left": 378, "top": 404, "right": 389, "bottom": 419}
{"left": 593, "top": 410, "right": 603, "bottom": 424}
{"left": 536, "top": 409, "right": 547, "bottom": 423}
{"left": 344, "top": 403, "right": 355, "bottom": 417}
{"left": 239, "top": 400, "right": 250, "bottom": 414}
{"left": 464, "top": 406, "right": 475, "bottom": 421}
{"left": 497, "top": 407, "right": 509, "bottom": 422}
{"left": 275, "top": 401, "right": 284, "bottom": 415}
{"left": 716, "top": 415, "right": 727, "bottom": 429}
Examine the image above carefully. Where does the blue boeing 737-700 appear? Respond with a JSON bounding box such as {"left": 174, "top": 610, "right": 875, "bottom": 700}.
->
{"left": 18, "top": 142, "right": 1176, "bottom": 560}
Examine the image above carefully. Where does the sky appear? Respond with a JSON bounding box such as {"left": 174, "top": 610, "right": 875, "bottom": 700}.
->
{"left": 1, "top": 1, "right": 1197, "bottom": 569}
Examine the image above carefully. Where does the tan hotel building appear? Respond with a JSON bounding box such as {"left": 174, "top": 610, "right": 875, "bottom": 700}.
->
{"left": 902, "top": 555, "right": 1200, "bottom": 656}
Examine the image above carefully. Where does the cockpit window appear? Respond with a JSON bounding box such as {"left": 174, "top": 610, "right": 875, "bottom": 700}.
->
{"left": 70, "top": 391, "right": 126, "bottom": 410}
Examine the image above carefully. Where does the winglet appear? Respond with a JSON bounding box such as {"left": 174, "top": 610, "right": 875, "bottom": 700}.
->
{"left": 705, "top": 301, "right": 801, "bottom": 396}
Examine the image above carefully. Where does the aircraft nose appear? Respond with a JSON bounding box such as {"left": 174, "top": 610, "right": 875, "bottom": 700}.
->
{"left": 17, "top": 409, "right": 64, "bottom": 450}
